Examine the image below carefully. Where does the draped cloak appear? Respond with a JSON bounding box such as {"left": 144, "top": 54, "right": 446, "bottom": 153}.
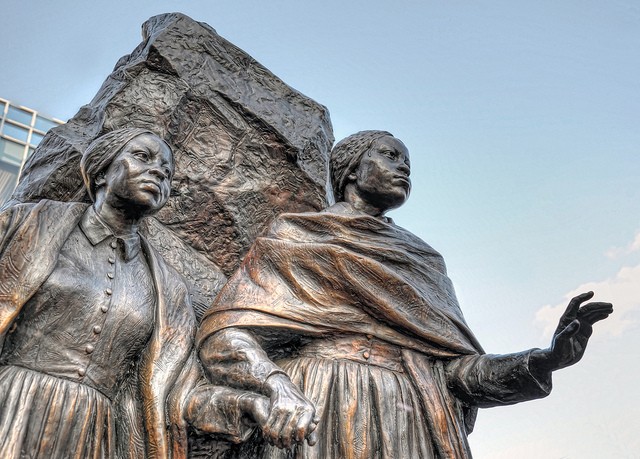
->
{"left": 198, "top": 204, "right": 552, "bottom": 458}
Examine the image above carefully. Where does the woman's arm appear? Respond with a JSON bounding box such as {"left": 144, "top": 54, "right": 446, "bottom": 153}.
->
{"left": 199, "top": 328, "right": 285, "bottom": 392}
{"left": 446, "top": 292, "right": 612, "bottom": 408}
{"left": 199, "top": 328, "right": 318, "bottom": 449}
{"left": 446, "top": 350, "right": 552, "bottom": 408}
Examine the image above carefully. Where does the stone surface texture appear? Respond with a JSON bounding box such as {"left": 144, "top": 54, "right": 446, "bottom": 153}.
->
{"left": 10, "top": 13, "right": 333, "bottom": 317}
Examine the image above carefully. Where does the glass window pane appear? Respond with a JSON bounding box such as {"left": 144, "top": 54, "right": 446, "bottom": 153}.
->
{"left": 0, "top": 161, "right": 20, "bottom": 205}
{"left": 2, "top": 123, "right": 29, "bottom": 142}
{"left": 0, "top": 171, "right": 19, "bottom": 201}
{"left": 0, "top": 101, "right": 6, "bottom": 114}
{"left": 0, "top": 138, "right": 26, "bottom": 164}
{"left": 35, "top": 116, "right": 59, "bottom": 132}
{"left": 7, "top": 106, "right": 33, "bottom": 126}
{"left": 30, "top": 132, "right": 44, "bottom": 146}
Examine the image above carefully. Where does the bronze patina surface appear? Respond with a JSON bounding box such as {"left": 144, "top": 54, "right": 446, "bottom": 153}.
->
{"left": 198, "top": 131, "right": 612, "bottom": 458}
{"left": 0, "top": 14, "right": 613, "bottom": 459}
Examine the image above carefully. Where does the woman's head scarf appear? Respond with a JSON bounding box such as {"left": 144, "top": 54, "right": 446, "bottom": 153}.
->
{"left": 329, "top": 130, "right": 393, "bottom": 202}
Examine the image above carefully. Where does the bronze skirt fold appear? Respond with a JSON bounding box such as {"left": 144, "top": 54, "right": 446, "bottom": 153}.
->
{"left": 0, "top": 365, "right": 115, "bottom": 459}
{"left": 262, "top": 356, "right": 436, "bottom": 459}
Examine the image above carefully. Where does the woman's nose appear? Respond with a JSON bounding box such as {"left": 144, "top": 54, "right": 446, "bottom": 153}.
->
{"left": 397, "top": 162, "right": 410, "bottom": 176}
{"left": 149, "top": 165, "right": 168, "bottom": 179}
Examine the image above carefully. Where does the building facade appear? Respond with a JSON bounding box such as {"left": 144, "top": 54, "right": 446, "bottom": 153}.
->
{"left": 0, "top": 97, "right": 63, "bottom": 204}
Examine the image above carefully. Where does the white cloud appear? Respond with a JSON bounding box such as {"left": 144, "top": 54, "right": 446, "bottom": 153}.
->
{"left": 535, "top": 263, "right": 640, "bottom": 339}
{"left": 605, "top": 231, "right": 640, "bottom": 259}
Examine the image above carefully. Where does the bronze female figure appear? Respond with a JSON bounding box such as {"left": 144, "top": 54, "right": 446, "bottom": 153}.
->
{"left": 197, "top": 131, "right": 612, "bottom": 458}
{"left": 0, "top": 128, "right": 196, "bottom": 458}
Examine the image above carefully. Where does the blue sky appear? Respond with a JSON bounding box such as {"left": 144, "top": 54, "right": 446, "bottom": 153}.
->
{"left": 2, "top": 1, "right": 639, "bottom": 457}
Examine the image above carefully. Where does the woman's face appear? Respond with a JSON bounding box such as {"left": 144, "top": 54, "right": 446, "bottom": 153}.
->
{"left": 350, "top": 135, "right": 411, "bottom": 212}
{"left": 100, "top": 133, "right": 174, "bottom": 216}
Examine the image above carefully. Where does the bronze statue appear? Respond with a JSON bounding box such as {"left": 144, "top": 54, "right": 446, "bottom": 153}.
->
{"left": 197, "top": 130, "right": 613, "bottom": 458}
{"left": 0, "top": 128, "right": 272, "bottom": 459}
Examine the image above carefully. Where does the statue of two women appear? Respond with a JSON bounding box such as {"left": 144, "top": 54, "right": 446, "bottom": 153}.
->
{"left": 0, "top": 127, "right": 612, "bottom": 458}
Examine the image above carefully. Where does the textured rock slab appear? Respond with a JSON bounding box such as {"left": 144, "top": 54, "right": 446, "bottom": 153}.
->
{"left": 11, "top": 13, "right": 333, "bottom": 313}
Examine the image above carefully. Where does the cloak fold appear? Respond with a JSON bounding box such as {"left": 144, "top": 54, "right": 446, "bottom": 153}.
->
{"left": 199, "top": 207, "right": 486, "bottom": 457}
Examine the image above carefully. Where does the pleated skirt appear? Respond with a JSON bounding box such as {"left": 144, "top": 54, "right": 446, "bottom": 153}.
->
{"left": 261, "top": 356, "right": 435, "bottom": 459}
{"left": 0, "top": 365, "right": 115, "bottom": 459}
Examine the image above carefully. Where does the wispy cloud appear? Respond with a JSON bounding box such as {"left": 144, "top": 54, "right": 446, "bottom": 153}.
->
{"left": 535, "top": 263, "right": 640, "bottom": 339}
{"left": 605, "top": 231, "right": 640, "bottom": 259}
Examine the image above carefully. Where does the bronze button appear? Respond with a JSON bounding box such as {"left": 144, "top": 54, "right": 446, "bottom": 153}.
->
{"left": 85, "top": 344, "right": 95, "bottom": 354}
{"left": 110, "top": 241, "right": 118, "bottom": 249}
{"left": 93, "top": 325, "right": 102, "bottom": 334}
{"left": 78, "top": 368, "right": 86, "bottom": 377}
{"left": 105, "top": 288, "right": 112, "bottom": 295}
{"left": 101, "top": 305, "right": 109, "bottom": 313}
{"left": 107, "top": 272, "right": 114, "bottom": 279}
{"left": 363, "top": 351, "right": 370, "bottom": 359}
{"left": 108, "top": 257, "right": 115, "bottom": 264}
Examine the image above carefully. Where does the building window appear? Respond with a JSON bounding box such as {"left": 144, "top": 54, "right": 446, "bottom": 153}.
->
{"left": 2, "top": 122, "right": 30, "bottom": 143}
{"left": 30, "top": 131, "right": 45, "bottom": 146}
{"left": 0, "top": 161, "right": 20, "bottom": 204}
{"left": 0, "top": 98, "right": 63, "bottom": 206}
{"left": 35, "top": 116, "right": 59, "bottom": 132}
{"left": 0, "top": 138, "right": 27, "bottom": 165}
{"left": 6, "top": 106, "right": 33, "bottom": 126}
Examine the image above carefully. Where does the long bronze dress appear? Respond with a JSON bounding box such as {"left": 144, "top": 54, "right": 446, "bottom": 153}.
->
{"left": 198, "top": 203, "right": 553, "bottom": 459}
{"left": 0, "top": 204, "right": 163, "bottom": 458}
{"left": 1, "top": 199, "right": 270, "bottom": 458}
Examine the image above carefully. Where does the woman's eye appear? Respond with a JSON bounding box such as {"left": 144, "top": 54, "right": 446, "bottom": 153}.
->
{"left": 134, "top": 152, "right": 150, "bottom": 161}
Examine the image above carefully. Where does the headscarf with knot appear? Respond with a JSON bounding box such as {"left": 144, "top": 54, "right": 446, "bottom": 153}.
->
{"left": 80, "top": 128, "right": 169, "bottom": 202}
{"left": 330, "top": 130, "right": 393, "bottom": 202}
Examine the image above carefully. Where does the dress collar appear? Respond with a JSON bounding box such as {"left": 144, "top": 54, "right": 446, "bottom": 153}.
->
{"left": 79, "top": 206, "right": 141, "bottom": 261}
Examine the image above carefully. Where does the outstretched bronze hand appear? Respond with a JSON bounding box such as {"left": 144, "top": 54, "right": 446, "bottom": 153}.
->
{"left": 531, "top": 291, "right": 613, "bottom": 372}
